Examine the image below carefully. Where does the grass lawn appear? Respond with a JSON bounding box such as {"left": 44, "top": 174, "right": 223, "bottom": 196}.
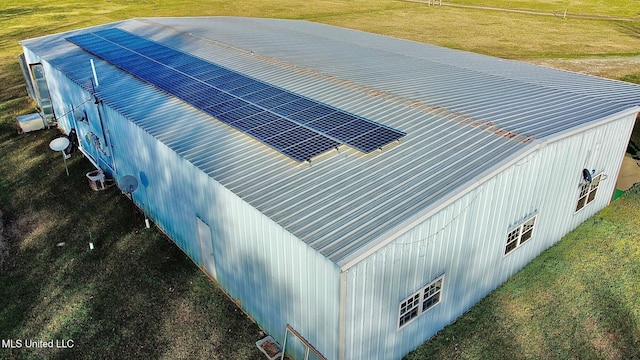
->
{"left": 1, "top": 0, "right": 640, "bottom": 359}
{"left": 0, "top": 129, "right": 264, "bottom": 359}
{"left": 441, "top": 0, "right": 640, "bottom": 17}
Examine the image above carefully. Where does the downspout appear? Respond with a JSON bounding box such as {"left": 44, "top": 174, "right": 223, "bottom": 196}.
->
{"left": 89, "top": 62, "right": 116, "bottom": 175}
{"left": 338, "top": 269, "right": 347, "bottom": 360}
{"left": 93, "top": 94, "right": 117, "bottom": 175}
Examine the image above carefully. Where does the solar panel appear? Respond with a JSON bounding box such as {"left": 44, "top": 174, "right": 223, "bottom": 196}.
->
{"left": 244, "top": 87, "right": 284, "bottom": 103}
{"left": 263, "top": 127, "right": 337, "bottom": 162}
{"left": 217, "top": 103, "right": 263, "bottom": 122}
{"left": 206, "top": 99, "right": 251, "bottom": 117}
{"left": 272, "top": 98, "right": 318, "bottom": 117}
{"left": 349, "top": 126, "right": 407, "bottom": 153}
{"left": 231, "top": 83, "right": 270, "bottom": 97}
{"left": 248, "top": 119, "right": 299, "bottom": 139}
{"left": 280, "top": 135, "right": 342, "bottom": 163}
{"left": 287, "top": 104, "right": 335, "bottom": 124}
{"left": 231, "top": 112, "right": 281, "bottom": 131}
{"left": 308, "top": 115, "right": 356, "bottom": 133}
{"left": 256, "top": 92, "right": 300, "bottom": 110}
{"left": 66, "top": 28, "right": 405, "bottom": 161}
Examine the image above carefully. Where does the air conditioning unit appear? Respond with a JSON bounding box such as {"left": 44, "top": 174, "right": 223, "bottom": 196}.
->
{"left": 15, "top": 113, "right": 45, "bottom": 134}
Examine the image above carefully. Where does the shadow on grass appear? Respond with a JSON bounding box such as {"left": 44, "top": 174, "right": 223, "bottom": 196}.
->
{"left": 0, "top": 64, "right": 27, "bottom": 103}
{"left": 626, "top": 117, "right": 640, "bottom": 159}
{"left": 590, "top": 286, "right": 640, "bottom": 358}
{"left": 0, "top": 126, "right": 263, "bottom": 359}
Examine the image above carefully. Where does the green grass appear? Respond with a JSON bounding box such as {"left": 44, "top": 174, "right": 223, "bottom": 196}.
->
{"left": 323, "top": 8, "right": 640, "bottom": 59}
{"left": 0, "top": 130, "right": 264, "bottom": 359}
{"left": 1, "top": 0, "right": 640, "bottom": 359}
{"left": 445, "top": 0, "right": 640, "bottom": 17}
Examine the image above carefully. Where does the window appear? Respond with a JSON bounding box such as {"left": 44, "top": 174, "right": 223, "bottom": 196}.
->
{"left": 575, "top": 173, "right": 602, "bottom": 212}
{"left": 504, "top": 215, "right": 536, "bottom": 255}
{"left": 398, "top": 292, "right": 420, "bottom": 328}
{"left": 398, "top": 276, "right": 444, "bottom": 329}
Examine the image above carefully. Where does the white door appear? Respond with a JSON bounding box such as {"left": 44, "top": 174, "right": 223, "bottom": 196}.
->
{"left": 197, "top": 218, "right": 217, "bottom": 281}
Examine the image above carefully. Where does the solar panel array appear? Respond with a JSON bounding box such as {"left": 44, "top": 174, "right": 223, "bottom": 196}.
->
{"left": 66, "top": 28, "right": 405, "bottom": 162}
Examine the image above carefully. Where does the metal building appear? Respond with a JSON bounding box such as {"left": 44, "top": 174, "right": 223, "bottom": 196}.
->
{"left": 19, "top": 17, "right": 639, "bottom": 360}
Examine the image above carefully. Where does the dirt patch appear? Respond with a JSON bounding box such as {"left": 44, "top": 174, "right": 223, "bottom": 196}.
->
{"left": 0, "top": 207, "right": 53, "bottom": 270}
{"left": 616, "top": 154, "right": 640, "bottom": 191}
{"left": 4, "top": 208, "right": 55, "bottom": 248}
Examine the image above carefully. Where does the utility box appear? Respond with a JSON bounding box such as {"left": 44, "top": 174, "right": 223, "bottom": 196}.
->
{"left": 16, "top": 113, "right": 45, "bottom": 134}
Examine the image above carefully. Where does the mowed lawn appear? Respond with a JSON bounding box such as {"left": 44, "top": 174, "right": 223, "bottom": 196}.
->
{"left": 1, "top": 1, "right": 640, "bottom": 359}
{"left": 437, "top": 0, "right": 640, "bottom": 18}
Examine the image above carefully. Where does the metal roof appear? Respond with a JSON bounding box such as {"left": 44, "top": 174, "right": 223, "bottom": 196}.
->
{"left": 21, "top": 17, "right": 640, "bottom": 268}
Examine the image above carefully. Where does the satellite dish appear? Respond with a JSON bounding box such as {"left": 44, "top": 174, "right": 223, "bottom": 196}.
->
{"left": 49, "top": 137, "right": 70, "bottom": 176}
{"left": 118, "top": 175, "right": 138, "bottom": 194}
{"left": 582, "top": 168, "right": 592, "bottom": 183}
{"left": 49, "top": 137, "right": 69, "bottom": 152}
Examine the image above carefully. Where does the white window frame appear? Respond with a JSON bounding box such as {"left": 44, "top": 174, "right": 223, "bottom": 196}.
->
{"left": 575, "top": 173, "right": 602, "bottom": 213}
{"left": 398, "top": 275, "right": 444, "bottom": 330}
{"left": 504, "top": 215, "right": 537, "bottom": 256}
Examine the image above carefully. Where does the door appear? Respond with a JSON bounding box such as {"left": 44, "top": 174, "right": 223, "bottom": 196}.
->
{"left": 30, "top": 63, "right": 55, "bottom": 126}
{"left": 197, "top": 217, "right": 217, "bottom": 281}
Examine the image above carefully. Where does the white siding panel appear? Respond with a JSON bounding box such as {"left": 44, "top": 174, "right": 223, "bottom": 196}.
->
{"left": 111, "top": 117, "right": 341, "bottom": 360}
{"left": 33, "top": 55, "right": 341, "bottom": 360}
{"left": 344, "top": 113, "right": 636, "bottom": 359}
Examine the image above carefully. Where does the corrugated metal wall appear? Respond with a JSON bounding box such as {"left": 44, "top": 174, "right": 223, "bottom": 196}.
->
{"left": 106, "top": 110, "right": 342, "bottom": 360}
{"left": 23, "top": 51, "right": 341, "bottom": 360}
{"left": 23, "top": 47, "right": 117, "bottom": 174}
{"left": 343, "top": 112, "right": 636, "bottom": 360}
